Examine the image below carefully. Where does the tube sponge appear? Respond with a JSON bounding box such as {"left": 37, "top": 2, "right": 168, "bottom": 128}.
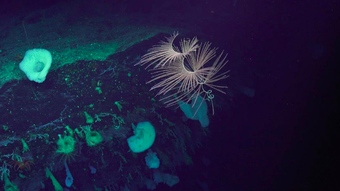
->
{"left": 127, "top": 122, "right": 156, "bottom": 153}
{"left": 46, "top": 167, "right": 63, "bottom": 191}
{"left": 19, "top": 49, "right": 52, "bottom": 83}
{"left": 64, "top": 162, "right": 73, "bottom": 187}
{"left": 3, "top": 173, "right": 19, "bottom": 191}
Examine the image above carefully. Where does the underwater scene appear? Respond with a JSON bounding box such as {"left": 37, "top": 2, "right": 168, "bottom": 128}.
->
{"left": 0, "top": 0, "right": 338, "bottom": 191}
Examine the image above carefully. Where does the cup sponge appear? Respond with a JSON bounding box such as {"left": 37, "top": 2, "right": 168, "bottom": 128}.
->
{"left": 56, "top": 135, "right": 75, "bottom": 154}
{"left": 19, "top": 49, "right": 52, "bottom": 83}
{"left": 86, "top": 130, "right": 103, "bottom": 146}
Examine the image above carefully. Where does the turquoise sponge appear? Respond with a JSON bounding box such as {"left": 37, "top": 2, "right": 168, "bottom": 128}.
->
{"left": 127, "top": 122, "right": 156, "bottom": 153}
{"left": 179, "top": 95, "right": 210, "bottom": 127}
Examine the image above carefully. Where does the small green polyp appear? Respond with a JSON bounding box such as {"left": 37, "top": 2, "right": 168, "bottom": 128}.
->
{"left": 84, "top": 111, "right": 94, "bottom": 124}
{"left": 65, "top": 125, "right": 74, "bottom": 136}
{"left": 95, "top": 87, "right": 102, "bottom": 94}
{"left": 21, "top": 139, "right": 29, "bottom": 153}
{"left": 115, "top": 101, "right": 123, "bottom": 112}
{"left": 3, "top": 125, "right": 9, "bottom": 131}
